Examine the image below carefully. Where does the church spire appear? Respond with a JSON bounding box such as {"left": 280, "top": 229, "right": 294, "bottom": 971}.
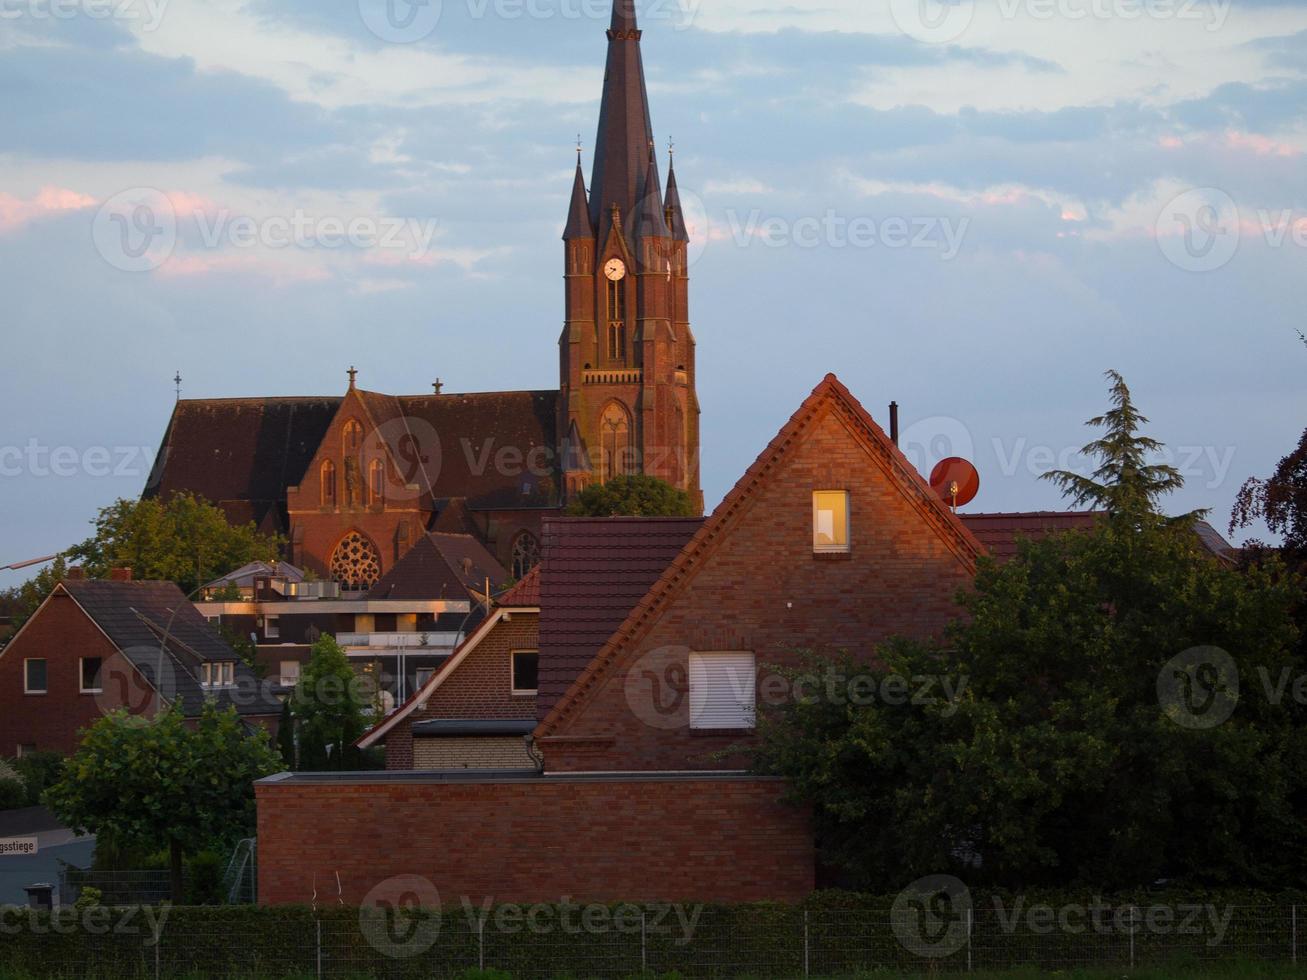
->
{"left": 590, "top": 0, "right": 657, "bottom": 245}
{"left": 636, "top": 144, "right": 670, "bottom": 242}
{"left": 563, "top": 156, "right": 594, "bottom": 240}
{"left": 664, "top": 151, "right": 690, "bottom": 242}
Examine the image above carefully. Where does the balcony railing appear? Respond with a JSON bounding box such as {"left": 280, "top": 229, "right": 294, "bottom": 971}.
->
{"left": 336, "top": 632, "right": 462, "bottom": 651}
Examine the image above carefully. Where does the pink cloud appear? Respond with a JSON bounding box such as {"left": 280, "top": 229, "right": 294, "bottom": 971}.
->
{"left": 154, "top": 252, "right": 331, "bottom": 286}
{"left": 1224, "top": 131, "right": 1300, "bottom": 158}
{"left": 0, "top": 186, "right": 97, "bottom": 234}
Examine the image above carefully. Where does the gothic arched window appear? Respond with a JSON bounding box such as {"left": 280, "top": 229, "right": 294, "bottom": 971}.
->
{"left": 330, "top": 531, "right": 382, "bottom": 591}
{"left": 606, "top": 280, "right": 626, "bottom": 360}
{"left": 511, "top": 532, "right": 540, "bottom": 580}
{"left": 600, "top": 402, "right": 633, "bottom": 484}
{"left": 320, "top": 461, "right": 337, "bottom": 508}
{"left": 342, "top": 419, "right": 363, "bottom": 456}
{"left": 368, "top": 459, "right": 385, "bottom": 507}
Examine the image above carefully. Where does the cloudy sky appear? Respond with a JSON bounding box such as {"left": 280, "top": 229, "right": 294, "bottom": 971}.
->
{"left": 1, "top": 0, "right": 1305, "bottom": 585}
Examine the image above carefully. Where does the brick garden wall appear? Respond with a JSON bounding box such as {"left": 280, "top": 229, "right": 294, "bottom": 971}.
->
{"left": 257, "top": 774, "right": 813, "bottom": 906}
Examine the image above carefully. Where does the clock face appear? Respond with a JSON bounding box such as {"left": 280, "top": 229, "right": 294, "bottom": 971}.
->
{"left": 603, "top": 258, "right": 627, "bottom": 282}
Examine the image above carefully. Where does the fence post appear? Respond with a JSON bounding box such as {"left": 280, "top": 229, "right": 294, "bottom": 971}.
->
{"left": 1293, "top": 905, "right": 1298, "bottom": 966}
{"left": 1129, "top": 906, "right": 1136, "bottom": 970}
{"left": 641, "top": 911, "right": 648, "bottom": 975}
{"left": 154, "top": 916, "right": 161, "bottom": 980}
{"left": 803, "top": 910, "right": 809, "bottom": 978}
{"left": 478, "top": 918, "right": 485, "bottom": 972}
{"left": 966, "top": 907, "right": 973, "bottom": 973}
{"left": 316, "top": 918, "right": 322, "bottom": 980}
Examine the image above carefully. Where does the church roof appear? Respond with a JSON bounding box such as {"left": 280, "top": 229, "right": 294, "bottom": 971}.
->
{"left": 664, "top": 161, "right": 690, "bottom": 242}
{"left": 147, "top": 389, "right": 561, "bottom": 518}
{"left": 563, "top": 159, "right": 594, "bottom": 240}
{"left": 366, "top": 532, "right": 508, "bottom": 602}
{"left": 146, "top": 396, "right": 340, "bottom": 531}
{"left": 635, "top": 148, "right": 670, "bottom": 242}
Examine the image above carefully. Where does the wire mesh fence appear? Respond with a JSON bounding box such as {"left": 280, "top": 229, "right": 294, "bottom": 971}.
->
{"left": 0, "top": 903, "right": 1303, "bottom": 978}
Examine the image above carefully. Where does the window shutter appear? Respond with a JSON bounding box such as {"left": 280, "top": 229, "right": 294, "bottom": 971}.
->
{"left": 689, "top": 652, "right": 756, "bottom": 730}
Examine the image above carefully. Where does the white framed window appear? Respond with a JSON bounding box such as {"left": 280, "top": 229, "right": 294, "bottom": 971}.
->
{"left": 221, "top": 662, "right": 235, "bottom": 687}
{"left": 201, "top": 663, "right": 213, "bottom": 688}
{"left": 812, "top": 490, "right": 850, "bottom": 554}
{"left": 511, "top": 651, "right": 539, "bottom": 695}
{"left": 688, "top": 652, "right": 757, "bottom": 731}
{"left": 280, "top": 661, "right": 301, "bottom": 687}
{"left": 24, "top": 659, "right": 47, "bottom": 695}
{"left": 17, "top": 744, "right": 36, "bottom": 758}
{"left": 201, "top": 662, "right": 235, "bottom": 689}
{"left": 264, "top": 616, "right": 280, "bottom": 640}
{"left": 415, "top": 667, "right": 435, "bottom": 690}
{"left": 80, "top": 657, "right": 103, "bottom": 694}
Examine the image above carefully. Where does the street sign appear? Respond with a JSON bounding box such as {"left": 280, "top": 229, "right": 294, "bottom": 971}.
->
{"left": 0, "top": 838, "right": 38, "bottom": 857}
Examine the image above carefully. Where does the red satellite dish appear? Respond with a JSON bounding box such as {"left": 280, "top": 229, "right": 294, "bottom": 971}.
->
{"left": 930, "top": 457, "right": 980, "bottom": 509}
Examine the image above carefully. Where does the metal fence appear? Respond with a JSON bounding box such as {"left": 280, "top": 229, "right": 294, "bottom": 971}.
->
{"left": 0, "top": 903, "right": 1303, "bottom": 979}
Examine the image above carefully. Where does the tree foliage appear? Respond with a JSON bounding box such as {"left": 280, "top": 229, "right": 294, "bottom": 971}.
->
{"left": 291, "top": 635, "right": 371, "bottom": 770}
{"left": 0, "top": 556, "right": 71, "bottom": 634}
{"left": 752, "top": 373, "right": 1305, "bottom": 891}
{"left": 66, "top": 493, "right": 284, "bottom": 594}
{"left": 565, "top": 475, "right": 699, "bottom": 518}
{"left": 1231, "top": 429, "right": 1307, "bottom": 563}
{"left": 46, "top": 703, "right": 280, "bottom": 901}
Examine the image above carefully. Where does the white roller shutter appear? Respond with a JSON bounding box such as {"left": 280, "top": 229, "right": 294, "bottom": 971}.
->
{"left": 688, "top": 652, "right": 757, "bottom": 730}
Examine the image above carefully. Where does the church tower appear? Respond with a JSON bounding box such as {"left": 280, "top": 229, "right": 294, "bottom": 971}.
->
{"left": 559, "top": 0, "right": 702, "bottom": 511}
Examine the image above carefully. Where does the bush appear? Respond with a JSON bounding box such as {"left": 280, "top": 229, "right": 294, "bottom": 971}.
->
{"left": 186, "top": 851, "right": 226, "bottom": 906}
{"left": 0, "top": 777, "right": 25, "bottom": 810}
{"left": 12, "top": 751, "right": 63, "bottom": 807}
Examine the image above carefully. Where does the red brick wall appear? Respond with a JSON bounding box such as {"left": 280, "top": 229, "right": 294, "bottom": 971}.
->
{"left": 0, "top": 592, "right": 154, "bottom": 756}
{"left": 257, "top": 775, "right": 812, "bottom": 905}
{"left": 385, "top": 613, "right": 539, "bottom": 769}
{"left": 543, "top": 404, "right": 976, "bottom": 772}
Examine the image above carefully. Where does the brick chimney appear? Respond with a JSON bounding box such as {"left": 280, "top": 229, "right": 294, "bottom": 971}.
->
{"left": 66, "top": 566, "right": 86, "bottom": 581}
{"left": 109, "top": 567, "right": 133, "bottom": 582}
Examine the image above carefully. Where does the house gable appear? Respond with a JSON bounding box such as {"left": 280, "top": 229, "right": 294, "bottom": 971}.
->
{"left": 536, "top": 374, "right": 983, "bottom": 772}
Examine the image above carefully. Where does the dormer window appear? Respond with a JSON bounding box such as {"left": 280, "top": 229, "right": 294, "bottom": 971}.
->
{"left": 201, "top": 662, "right": 236, "bottom": 689}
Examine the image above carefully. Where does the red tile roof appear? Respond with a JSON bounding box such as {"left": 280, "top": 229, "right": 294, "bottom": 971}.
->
{"left": 961, "top": 511, "right": 1100, "bottom": 562}
{"left": 498, "top": 566, "right": 542, "bottom": 608}
{"left": 536, "top": 517, "right": 704, "bottom": 720}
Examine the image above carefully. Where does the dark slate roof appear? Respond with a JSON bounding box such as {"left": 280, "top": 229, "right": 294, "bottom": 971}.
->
{"left": 498, "top": 566, "right": 541, "bottom": 608}
{"left": 635, "top": 150, "right": 670, "bottom": 243}
{"left": 563, "top": 159, "right": 594, "bottom": 240}
{"left": 145, "top": 397, "right": 340, "bottom": 531}
{"left": 146, "top": 389, "right": 561, "bottom": 521}
{"left": 366, "top": 533, "right": 508, "bottom": 602}
{"left": 664, "top": 163, "right": 690, "bottom": 242}
{"left": 536, "top": 517, "right": 703, "bottom": 720}
{"left": 411, "top": 719, "right": 536, "bottom": 737}
{"left": 589, "top": 0, "right": 659, "bottom": 246}
{"left": 374, "top": 389, "right": 561, "bottom": 509}
{"left": 61, "top": 580, "right": 278, "bottom": 718}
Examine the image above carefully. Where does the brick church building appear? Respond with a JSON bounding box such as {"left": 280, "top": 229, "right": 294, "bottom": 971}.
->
{"left": 146, "top": 0, "right": 701, "bottom": 588}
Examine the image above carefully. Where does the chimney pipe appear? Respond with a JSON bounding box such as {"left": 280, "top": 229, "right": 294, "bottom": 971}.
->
{"left": 109, "top": 567, "right": 133, "bottom": 582}
{"left": 67, "top": 566, "right": 86, "bottom": 581}
{"left": 889, "top": 401, "right": 900, "bottom": 447}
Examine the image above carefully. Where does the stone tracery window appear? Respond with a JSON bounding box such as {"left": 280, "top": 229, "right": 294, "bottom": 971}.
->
{"left": 320, "top": 460, "right": 337, "bottom": 508}
{"left": 343, "top": 419, "right": 363, "bottom": 456}
{"left": 511, "top": 531, "right": 540, "bottom": 580}
{"left": 600, "top": 402, "right": 633, "bottom": 483}
{"left": 330, "top": 531, "right": 382, "bottom": 591}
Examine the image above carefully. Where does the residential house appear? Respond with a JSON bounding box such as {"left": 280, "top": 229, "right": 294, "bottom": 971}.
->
{"left": 0, "top": 572, "right": 280, "bottom": 756}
